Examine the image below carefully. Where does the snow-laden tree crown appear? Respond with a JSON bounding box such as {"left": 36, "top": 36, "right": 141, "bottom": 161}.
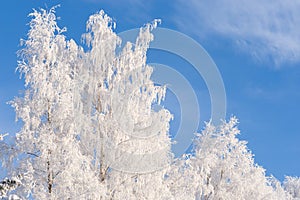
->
{"left": 0, "top": 7, "right": 299, "bottom": 200}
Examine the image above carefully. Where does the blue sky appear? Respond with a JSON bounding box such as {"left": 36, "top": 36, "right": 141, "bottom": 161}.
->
{"left": 0, "top": 0, "right": 299, "bottom": 181}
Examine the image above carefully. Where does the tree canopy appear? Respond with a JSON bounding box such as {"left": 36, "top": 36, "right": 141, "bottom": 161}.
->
{"left": 0, "top": 7, "right": 299, "bottom": 200}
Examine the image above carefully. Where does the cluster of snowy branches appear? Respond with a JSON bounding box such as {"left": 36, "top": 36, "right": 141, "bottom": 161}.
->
{"left": 0, "top": 7, "right": 299, "bottom": 200}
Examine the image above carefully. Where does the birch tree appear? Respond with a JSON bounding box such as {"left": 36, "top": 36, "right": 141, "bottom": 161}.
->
{"left": 167, "top": 118, "right": 283, "bottom": 200}
{"left": 11, "top": 8, "right": 103, "bottom": 199}
{"left": 77, "top": 11, "right": 173, "bottom": 198}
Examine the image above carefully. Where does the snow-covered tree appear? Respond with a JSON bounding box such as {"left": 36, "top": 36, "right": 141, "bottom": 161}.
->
{"left": 77, "top": 10, "right": 173, "bottom": 198}
{"left": 166, "top": 117, "right": 284, "bottom": 200}
{"left": 0, "top": 6, "right": 299, "bottom": 200}
{"left": 7, "top": 7, "right": 173, "bottom": 199}
{"left": 11, "top": 7, "right": 103, "bottom": 199}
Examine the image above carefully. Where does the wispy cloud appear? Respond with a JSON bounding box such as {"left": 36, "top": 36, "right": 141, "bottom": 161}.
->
{"left": 175, "top": 0, "right": 300, "bottom": 67}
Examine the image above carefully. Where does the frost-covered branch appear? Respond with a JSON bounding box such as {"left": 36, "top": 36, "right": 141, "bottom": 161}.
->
{"left": 0, "top": 133, "right": 8, "bottom": 141}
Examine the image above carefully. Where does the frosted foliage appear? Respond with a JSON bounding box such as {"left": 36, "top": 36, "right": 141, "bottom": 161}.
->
{"left": 166, "top": 117, "right": 289, "bottom": 200}
{"left": 7, "top": 7, "right": 172, "bottom": 199}
{"left": 77, "top": 10, "right": 172, "bottom": 176}
{"left": 12, "top": 8, "right": 104, "bottom": 199}
{"left": 0, "top": 133, "right": 8, "bottom": 141}
{"left": 2, "top": 7, "right": 299, "bottom": 200}
{"left": 284, "top": 176, "right": 300, "bottom": 199}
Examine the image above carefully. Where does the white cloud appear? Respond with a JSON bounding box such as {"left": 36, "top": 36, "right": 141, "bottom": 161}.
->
{"left": 175, "top": 0, "right": 300, "bottom": 67}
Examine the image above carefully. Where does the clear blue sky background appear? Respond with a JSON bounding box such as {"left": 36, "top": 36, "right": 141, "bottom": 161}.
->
{"left": 0, "top": 0, "right": 299, "bottom": 181}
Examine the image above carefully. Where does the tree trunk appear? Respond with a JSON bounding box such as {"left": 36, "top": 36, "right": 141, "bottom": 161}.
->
{"left": 47, "top": 149, "right": 53, "bottom": 195}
